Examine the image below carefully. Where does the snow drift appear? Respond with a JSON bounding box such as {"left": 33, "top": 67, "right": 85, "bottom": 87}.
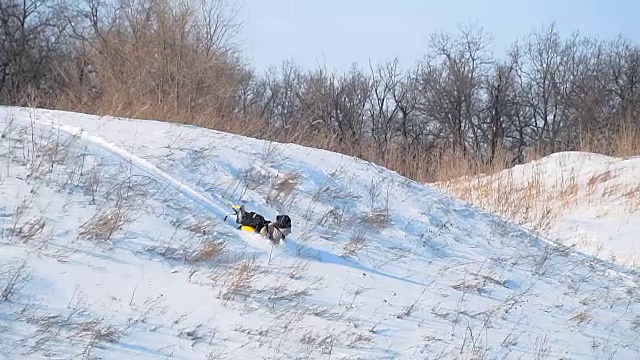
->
{"left": 435, "top": 151, "right": 640, "bottom": 268}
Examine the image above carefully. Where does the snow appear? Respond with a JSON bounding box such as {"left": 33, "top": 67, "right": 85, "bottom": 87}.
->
{"left": 1, "top": 106, "right": 639, "bottom": 359}
{"left": 435, "top": 151, "right": 640, "bottom": 269}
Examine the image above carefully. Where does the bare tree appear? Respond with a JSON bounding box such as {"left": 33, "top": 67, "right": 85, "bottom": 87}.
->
{"left": 0, "top": 0, "right": 70, "bottom": 104}
{"left": 484, "top": 59, "right": 517, "bottom": 165}
{"left": 416, "top": 23, "right": 493, "bottom": 157}
{"left": 367, "top": 59, "right": 403, "bottom": 157}
{"left": 55, "top": 0, "right": 244, "bottom": 122}
{"left": 511, "top": 24, "right": 577, "bottom": 152}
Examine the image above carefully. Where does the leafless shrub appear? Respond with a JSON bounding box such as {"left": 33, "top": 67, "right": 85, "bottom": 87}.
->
{"left": 340, "top": 286, "right": 366, "bottom": 311}
{"left": 624, "top": 185, "right": 640, "bottom": 212}
{"left": 499, "top": 285, "right": 534, "bottom": 319}
{"left": 307, "top": 305, "right": 344, "bottom": 322}
{"left": 341, "top": 228, "right": 367, "bottom": 258}
{"left": 431, "top": 305, "right": 453, "bottom": 321}
{"left": 178, "top": 325, "right": 217, "bottom": 347}
{"left": 533, "top": 244, "right": 554, "bottom": 276}
{"left": 291, "top": 227, "right": 318, "bottom": 257}
{"left": 1, "top": 259, "right": 30, "bottom": 301}
{"left": 459, "top": 318, "right": 490, "bottom": 360}
{"left": 1, "top": 114, "right": 15, "bottom": 138}
{"left": 77, "top": 317, "right": 123, "bottom": 343}
{"left": 125, "top": 293, "right": 168, "bottom": 328}
{"left": 300, "top": 330, "right": 321, "bottom": 345}
{"left": 589, "top": 338, "right": 619, "bottom": 360}
{"left": 145, "top": 229, "right": 192, "bottom": 262}
{"left": 366, "top": 178, "right": 385, "bottom": 209}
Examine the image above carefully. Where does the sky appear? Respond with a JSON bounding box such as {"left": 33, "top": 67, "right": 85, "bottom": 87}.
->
{"left": 231, "top": 0, "right": 640, "bottom": 74}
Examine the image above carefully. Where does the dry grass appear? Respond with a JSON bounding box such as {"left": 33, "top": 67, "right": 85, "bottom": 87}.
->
{"left": 436, "top": 164, "right": 559, "bottom": 233}
{"left": 78, "top": 197, "right": 134, "bottom": 242}
{"left": 341, "top": 228, "right": 367, "bottom": 258}
{"left": 358, "top": 178, "right": 392, "bottom": 230}
{"left": 1, "top": 259, "right": 30, "bottom": 301}
{"left": 569, "top": 309, "right": 593, "bottom": 326}
{"left": 624, "top": 186, "right": 640, "bottom": 212}
{"left": 10, "top": 198, "right": 32, "bottom": 240}
{"left": 587, "top": 170, "right": 614, "bottom": 191}
{"left": 20, "top": 304, "right": 124, "bottom": 358}
{"left": 396, "top": 288, "right": 427, "bottom": 320}
{"left": 217, "top": 259, "right": 259, "bottom": 301}
{"left": 13, "top": 216, "right": 46, "bottom": 243}
{"left": 189, "top": 239, "right": 226, "bottom": 263}
{"left": 7, "top": 198, "right": 48, "bottom": 245}
{"left": 287, "top": 260, "right": 310, "bottom": 280}
{"left": 185, "top": 217, "right": 217, "bottom": 235}
{"left": 266, "top": 170, "right": 300, "bottom": 212}
{"left": 434, "top": 135, "right": 640, "bottom": 247}
{"left": 580, "top": 121, "right": 640, "bottom": 159}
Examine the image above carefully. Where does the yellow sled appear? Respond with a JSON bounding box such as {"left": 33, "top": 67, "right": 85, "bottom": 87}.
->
{"left": 230, "top": 206, "right": 257, "bottom": 232}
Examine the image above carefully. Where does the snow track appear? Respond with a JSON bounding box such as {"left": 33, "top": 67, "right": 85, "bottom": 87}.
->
{"left": 32, "top": 117, "right": 234, "bottom": 221}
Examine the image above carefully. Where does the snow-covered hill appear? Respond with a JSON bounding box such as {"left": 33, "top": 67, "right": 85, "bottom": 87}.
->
{"left": 1, "top": 106, "right": 639, "bottom": 359}
{"left": 434, "top": 152, "right": 640, "bottom": 269}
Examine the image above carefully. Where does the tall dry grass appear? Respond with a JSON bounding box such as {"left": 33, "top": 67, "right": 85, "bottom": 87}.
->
{"left": 431, "top": 121, "right": 639, "bottom": 268}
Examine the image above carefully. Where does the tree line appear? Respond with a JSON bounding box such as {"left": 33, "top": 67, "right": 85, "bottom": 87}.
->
{"left": 2, "top": 0, "right": 638, "bottom": 181}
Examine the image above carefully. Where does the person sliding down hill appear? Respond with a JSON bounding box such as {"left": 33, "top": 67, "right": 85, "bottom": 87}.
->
{"left": 232, "top": 205, "right": 291, "bottom": 244}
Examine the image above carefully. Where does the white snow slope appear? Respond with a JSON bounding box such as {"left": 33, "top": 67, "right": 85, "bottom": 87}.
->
{"left": 1, "top": 106, "right": 639, "bottom": 360}
{"left": 435, "top": 152, "right": 640, "bottom": 269}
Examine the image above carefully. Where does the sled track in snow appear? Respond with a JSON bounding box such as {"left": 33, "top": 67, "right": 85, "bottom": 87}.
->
{"left": 31, "top": 117, "right": 233, "bottom": 220}
{"left": 25, "top": 115, "right": 432, "bottom": 286}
